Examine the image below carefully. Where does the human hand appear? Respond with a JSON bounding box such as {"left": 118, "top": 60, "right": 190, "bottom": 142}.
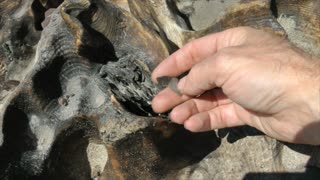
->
{"left": 152, "top": 27, "right": 320, "bottom": 145}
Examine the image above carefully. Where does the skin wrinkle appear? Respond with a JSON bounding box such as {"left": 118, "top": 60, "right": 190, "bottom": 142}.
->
{"left": 216, "top": 105, "right": 229, "bottom": 128}
{"left": 223, "top": 51, "right": 285, "bottom": 113}
{"left": 173, "top": 90, "right": 217, "bottom": 124}
{"left": 260, "top": 117, "right": 285, "bottom": 142}
{"left": 214, "top": 49, "right": 245, "bottom": 89}
{"left": 208, "top": 90, "right": 221, "bottom": 130}
{"left": 219, "top": 66, "right": 246, "bottom": 103}
{"left": 210, "top": 90, "right": 228, "bottom": 129}
{"left": 175, "top": 42, "right": 196, "bottom": 74}
{"left": 180, "top": 89, "right": 237, "bottom": 131}
{"left": 254, "top": 68, "right": 283, "bottom": 112}
{"left": 188, "top": 100, "right": 200, "bottom": 118}
{"left": 175, "top": 99, "right": 198, "bottom": 124}
{"left": 185, "top": 41, "right": 197, "bottom": 63}
{"left": 152, "top": 27, "right": 320, "bottom": 145}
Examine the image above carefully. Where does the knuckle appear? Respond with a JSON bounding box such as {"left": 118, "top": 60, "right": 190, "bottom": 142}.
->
{"left": 185, "top": 41, "right": 198, "bottom": 61}
{"left": 215, "top": 49, "right": 233, "bottom": 69}
{"left": 187, "top": 66, "right": 199, "bottom": 83}
{"left": 214, "top": 49, "right": 237, "bottom": 86}
{"left": 184, "top": 41, "right": 195, "bottom": 51}
{"left": 183, "top": 67, "right": 201, "bottom": 95}
{"left": 227, "top": 26, "right": 253, "bottom": 44}
{"left": 177, "top": 42, "right": 197, "bottom": 70}
{"left": 234, "top": 26, "right": 253, "bottom": 35}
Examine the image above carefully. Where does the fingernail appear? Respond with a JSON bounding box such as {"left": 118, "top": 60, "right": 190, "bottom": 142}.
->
{"left": 151, "top": 66, "right": 162, "bottom": 83}
{"left": 177, "top": 77, "right": 186, "bottom": 94}
{"left": 168, "top": 112, "right": 173, "bottom": 120}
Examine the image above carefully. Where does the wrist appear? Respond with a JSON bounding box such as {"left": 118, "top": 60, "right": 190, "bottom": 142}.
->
{"left": 309, "top": 59, "right": 320, "bottom": 121}
{"left": 286, "top": 57, "right": 320, "bottom": 145}
{"left": 302, "top": 59, "right": 320, "bottom": 145}
{"left": 293, "top": 55, "right": 320, "bottom": 120}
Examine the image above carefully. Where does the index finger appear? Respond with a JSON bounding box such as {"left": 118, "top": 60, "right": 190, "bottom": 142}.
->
{"left": 151, "top": 27, "right": 250, "bottom": 82}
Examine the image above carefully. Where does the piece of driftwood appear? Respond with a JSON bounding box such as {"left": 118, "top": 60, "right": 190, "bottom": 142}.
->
{"left": 0, "top": 0, "right": 319, "bottom": 179}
